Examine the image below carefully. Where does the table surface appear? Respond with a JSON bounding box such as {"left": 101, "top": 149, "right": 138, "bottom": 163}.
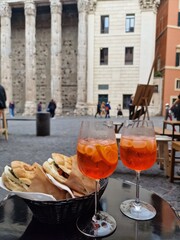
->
{"left": 0, "top": 178, "right": 179, "bottom": 240}
{"left": 164, "top": 120, "right": 180, "bottom": 125}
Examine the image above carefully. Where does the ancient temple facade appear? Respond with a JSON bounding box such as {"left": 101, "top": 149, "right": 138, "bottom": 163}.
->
{"left": 0, "top": 0, "right": 161, "bottom": 116}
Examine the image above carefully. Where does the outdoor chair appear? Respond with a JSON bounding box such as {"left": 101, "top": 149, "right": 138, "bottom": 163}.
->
{"left": 0, "top": 109, "right": 8, "bottom": 140}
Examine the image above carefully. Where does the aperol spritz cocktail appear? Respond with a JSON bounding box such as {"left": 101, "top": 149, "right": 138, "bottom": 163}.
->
{"left": 119, "top": 120, "right": 157, "bottom": 221}
{"left": 120, "top": 136, "right": 157, "bottom": 171}
{"left": 76, "top": 121, "right": 118, "bottom": 238}
{"left": 77, "top": 138, "right": 118, "bottom": 179}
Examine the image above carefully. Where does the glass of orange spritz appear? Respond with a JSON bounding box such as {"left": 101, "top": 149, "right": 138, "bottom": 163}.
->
{"left": 120, "top": 120, "right": 157, "bottom": 220}
{"left": 76, "top": 120, "right": 118, "bottom": 238}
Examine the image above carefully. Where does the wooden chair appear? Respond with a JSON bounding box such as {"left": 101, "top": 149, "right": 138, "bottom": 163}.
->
{"left": 156, "top": 135, "right": 171, "bottom": 177}
{"left": 170, "top": 141, "right": 180, "bottom": 182}
{"left": 0, "top": 109, "right": 8, "bottom": 140}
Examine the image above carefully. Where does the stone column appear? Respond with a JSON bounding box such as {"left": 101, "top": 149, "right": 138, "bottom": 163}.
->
{"left": 87, "top": 0, "right": 97, "bottom": 115}
{"left": 76, "top": 0, "right": 89, "bottom": 115}
{"left": 24, "top": 0, "right": 36, "bottom": 115}
{"left": 139, "top": 0, "right": 160, "bottom": 84}
{"left": 0, "top": 2, "right": 12, "bottom": 105}
{"left": 50, "top": 0, "right": 62, "bottom": 115}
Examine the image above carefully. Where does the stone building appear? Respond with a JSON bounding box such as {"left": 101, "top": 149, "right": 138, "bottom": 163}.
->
{"left": 0, "top": 0, "right": 161, "bottom": 116}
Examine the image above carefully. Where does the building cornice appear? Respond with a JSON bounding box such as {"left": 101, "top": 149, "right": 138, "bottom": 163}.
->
{"left": 4, "top": 0, "right": 77, "bottom": 6}
{"left": 139, "top": 0, "right": 160, "bottom": 13}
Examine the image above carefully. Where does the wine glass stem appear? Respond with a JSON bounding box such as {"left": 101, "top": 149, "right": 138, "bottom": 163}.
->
{"left": 93, "top": 180, "right": 100, "bottom": 221}
{"left": 135, "top": 171, "right": 140, "bottom": 205}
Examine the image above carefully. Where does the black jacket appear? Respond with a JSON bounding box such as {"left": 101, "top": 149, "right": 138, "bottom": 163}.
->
{"left": 0, "top": 84, "right": 7, "bottom": 109}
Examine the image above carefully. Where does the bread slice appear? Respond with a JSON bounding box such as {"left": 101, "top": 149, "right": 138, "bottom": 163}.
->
{"left": 43, "top": 158, "right": 67, "bottom": 183}
{"left": 11, "top": 161, "right": 36, "bottom": 185}
{"left": 52, "top": 153, "right": 72, "bottom": 175}
{"left": 2, "top": 166, "right": 29, "bottom": 191}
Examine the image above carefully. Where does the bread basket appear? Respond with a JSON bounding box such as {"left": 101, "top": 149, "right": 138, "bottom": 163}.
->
{"left": 23, "top": 178, "right": 108, "bottom": 224}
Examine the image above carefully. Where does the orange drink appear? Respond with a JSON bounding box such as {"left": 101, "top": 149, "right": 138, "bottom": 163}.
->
{"left": 76, "top": 121, "right": 118, "bottom": 237}
{"left": 120, "top": 136, "right": 157, "bottom": 171}
{"left": 119, "top": 120, "right": 157, "bottom": 221}
{"left": 77, "top": 138, "right": 118, "bottom": 179}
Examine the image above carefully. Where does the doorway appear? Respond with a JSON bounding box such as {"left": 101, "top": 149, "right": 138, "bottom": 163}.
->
{"left": 98, "top": 94, "right": 108, "bottom": 104}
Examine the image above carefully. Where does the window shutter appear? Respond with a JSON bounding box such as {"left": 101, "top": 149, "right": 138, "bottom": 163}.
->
{"left": 176, "top": 53, "right": 180, "bottom": 66}
{"left": 178, "top": 12, "right": 180, "bottom": 26}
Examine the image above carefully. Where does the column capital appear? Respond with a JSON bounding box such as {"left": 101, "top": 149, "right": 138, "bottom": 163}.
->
{"left": 139, "top": 0, "right": 160, "bottom": 12}
{"left": 77, "top": 0, "right": 89, "bottom": 13}
{"left": 25, "top": 0, "right": 36, "bottom": 16}
{"left": 0, "top": 2, "right": 11, "bottom": 18}
{"left": 88, "top": 0, "right": 97, "bottom": 13}
{"left": 78, "top": 0, "right": 97, "bottom": 14}
{"left": 50, "top": 0, "right": 62, "bottom": 14}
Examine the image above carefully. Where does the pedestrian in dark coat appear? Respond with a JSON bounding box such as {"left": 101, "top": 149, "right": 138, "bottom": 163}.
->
{"left": 95, "top": 102, "right": 101, "bottom": 118}
{"left": 0, "top": 84, "right": 7, "bottom": 109}
{"left": 105, "top": 101, "right": 111, "bottom": 118}
{"left": 47, "top": 99, "right": 57, "bottom": 118}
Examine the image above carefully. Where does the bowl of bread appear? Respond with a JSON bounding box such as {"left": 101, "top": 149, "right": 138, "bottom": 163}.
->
{"left": 0, "top": 153, "right": 108, "bottom": 224}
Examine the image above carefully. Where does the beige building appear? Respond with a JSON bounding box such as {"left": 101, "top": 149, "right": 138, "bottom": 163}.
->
{"left": 0, "top": 0, "right": 161, "bottom": 116}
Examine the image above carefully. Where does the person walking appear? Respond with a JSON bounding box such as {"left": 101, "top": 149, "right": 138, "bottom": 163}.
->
{"left": 171, "top": 94, "right": 180, "bottom": 120}
{"left": 0, "top": 84, "right": 7, "bottom": 131}
{"left": 164, "top": 103, "right": 174, "bottom": 131}
{"left": 101, "top": 101, "right": 106, "bottom": 117}
{"left": 117, "top": 104, "right": 123, "bottom": 118}
{"left": 95, "top": 102, "right": 101, "bottom": 118}
{"left": 9, "top": 101, "right": 15, "bottom": 117}
{"left": 105, "top": 101, "right": 111, "bottom": 118}
{"left": 37, "top": 101, "right": 42, "bottom": 112}
{"left": 47, "top": 99, "right": 57, "bottom": 118}
{"left": 165, "top": 103, "right": 172, "bottom": 121}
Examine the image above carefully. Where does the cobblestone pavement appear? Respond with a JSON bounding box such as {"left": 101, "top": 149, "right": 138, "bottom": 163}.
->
{"left": 0, "top": 115, "right": 179, "bottom": 219}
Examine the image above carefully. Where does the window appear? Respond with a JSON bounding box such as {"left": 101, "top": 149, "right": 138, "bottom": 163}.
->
{"left": 123, "top": 94, "right": 132, "bottom": 109}
{"left": 98, "top": 84, "right": 109, "bottom": 90}
{"left": 171, "top": 97, "right": 177, "bottom": 106}
{"left": 176, "top": 52, "right": 180, "bottom": 66}
{"left": 125, "top": 14, "right": 135, "bottom": 32}
{"left": 125, "top": 47, "right": 133, "bottom": 65}
{"left": 175, "top": 79, "right": 180, "bottom": 89}
{"left": 101, "top": 16, "right": 109, "bottom": 33}
{"left": 100, "top": 48, "right": 108, "bottom": 65}
{"left": 178, "top": 12, "right": 180, "bottom": 26}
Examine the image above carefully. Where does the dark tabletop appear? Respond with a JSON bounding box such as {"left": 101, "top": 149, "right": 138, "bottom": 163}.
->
{"left": 0, "top": 178, "right": 179, "bottom": 240}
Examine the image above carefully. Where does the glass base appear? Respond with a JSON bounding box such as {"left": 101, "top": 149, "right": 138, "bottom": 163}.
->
{"left": 120, "top": 199, "right": 156, "bottom": 221}
{"left": 76, "top": 211, "right": 116, "bottom": 238}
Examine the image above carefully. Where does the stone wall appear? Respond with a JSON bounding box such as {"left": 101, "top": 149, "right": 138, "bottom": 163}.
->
{"left": 1, "top": 4, "right": 78, "bottom": 114}
{"left": 0, "top": 0, "right": 162, "bottom": 116}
